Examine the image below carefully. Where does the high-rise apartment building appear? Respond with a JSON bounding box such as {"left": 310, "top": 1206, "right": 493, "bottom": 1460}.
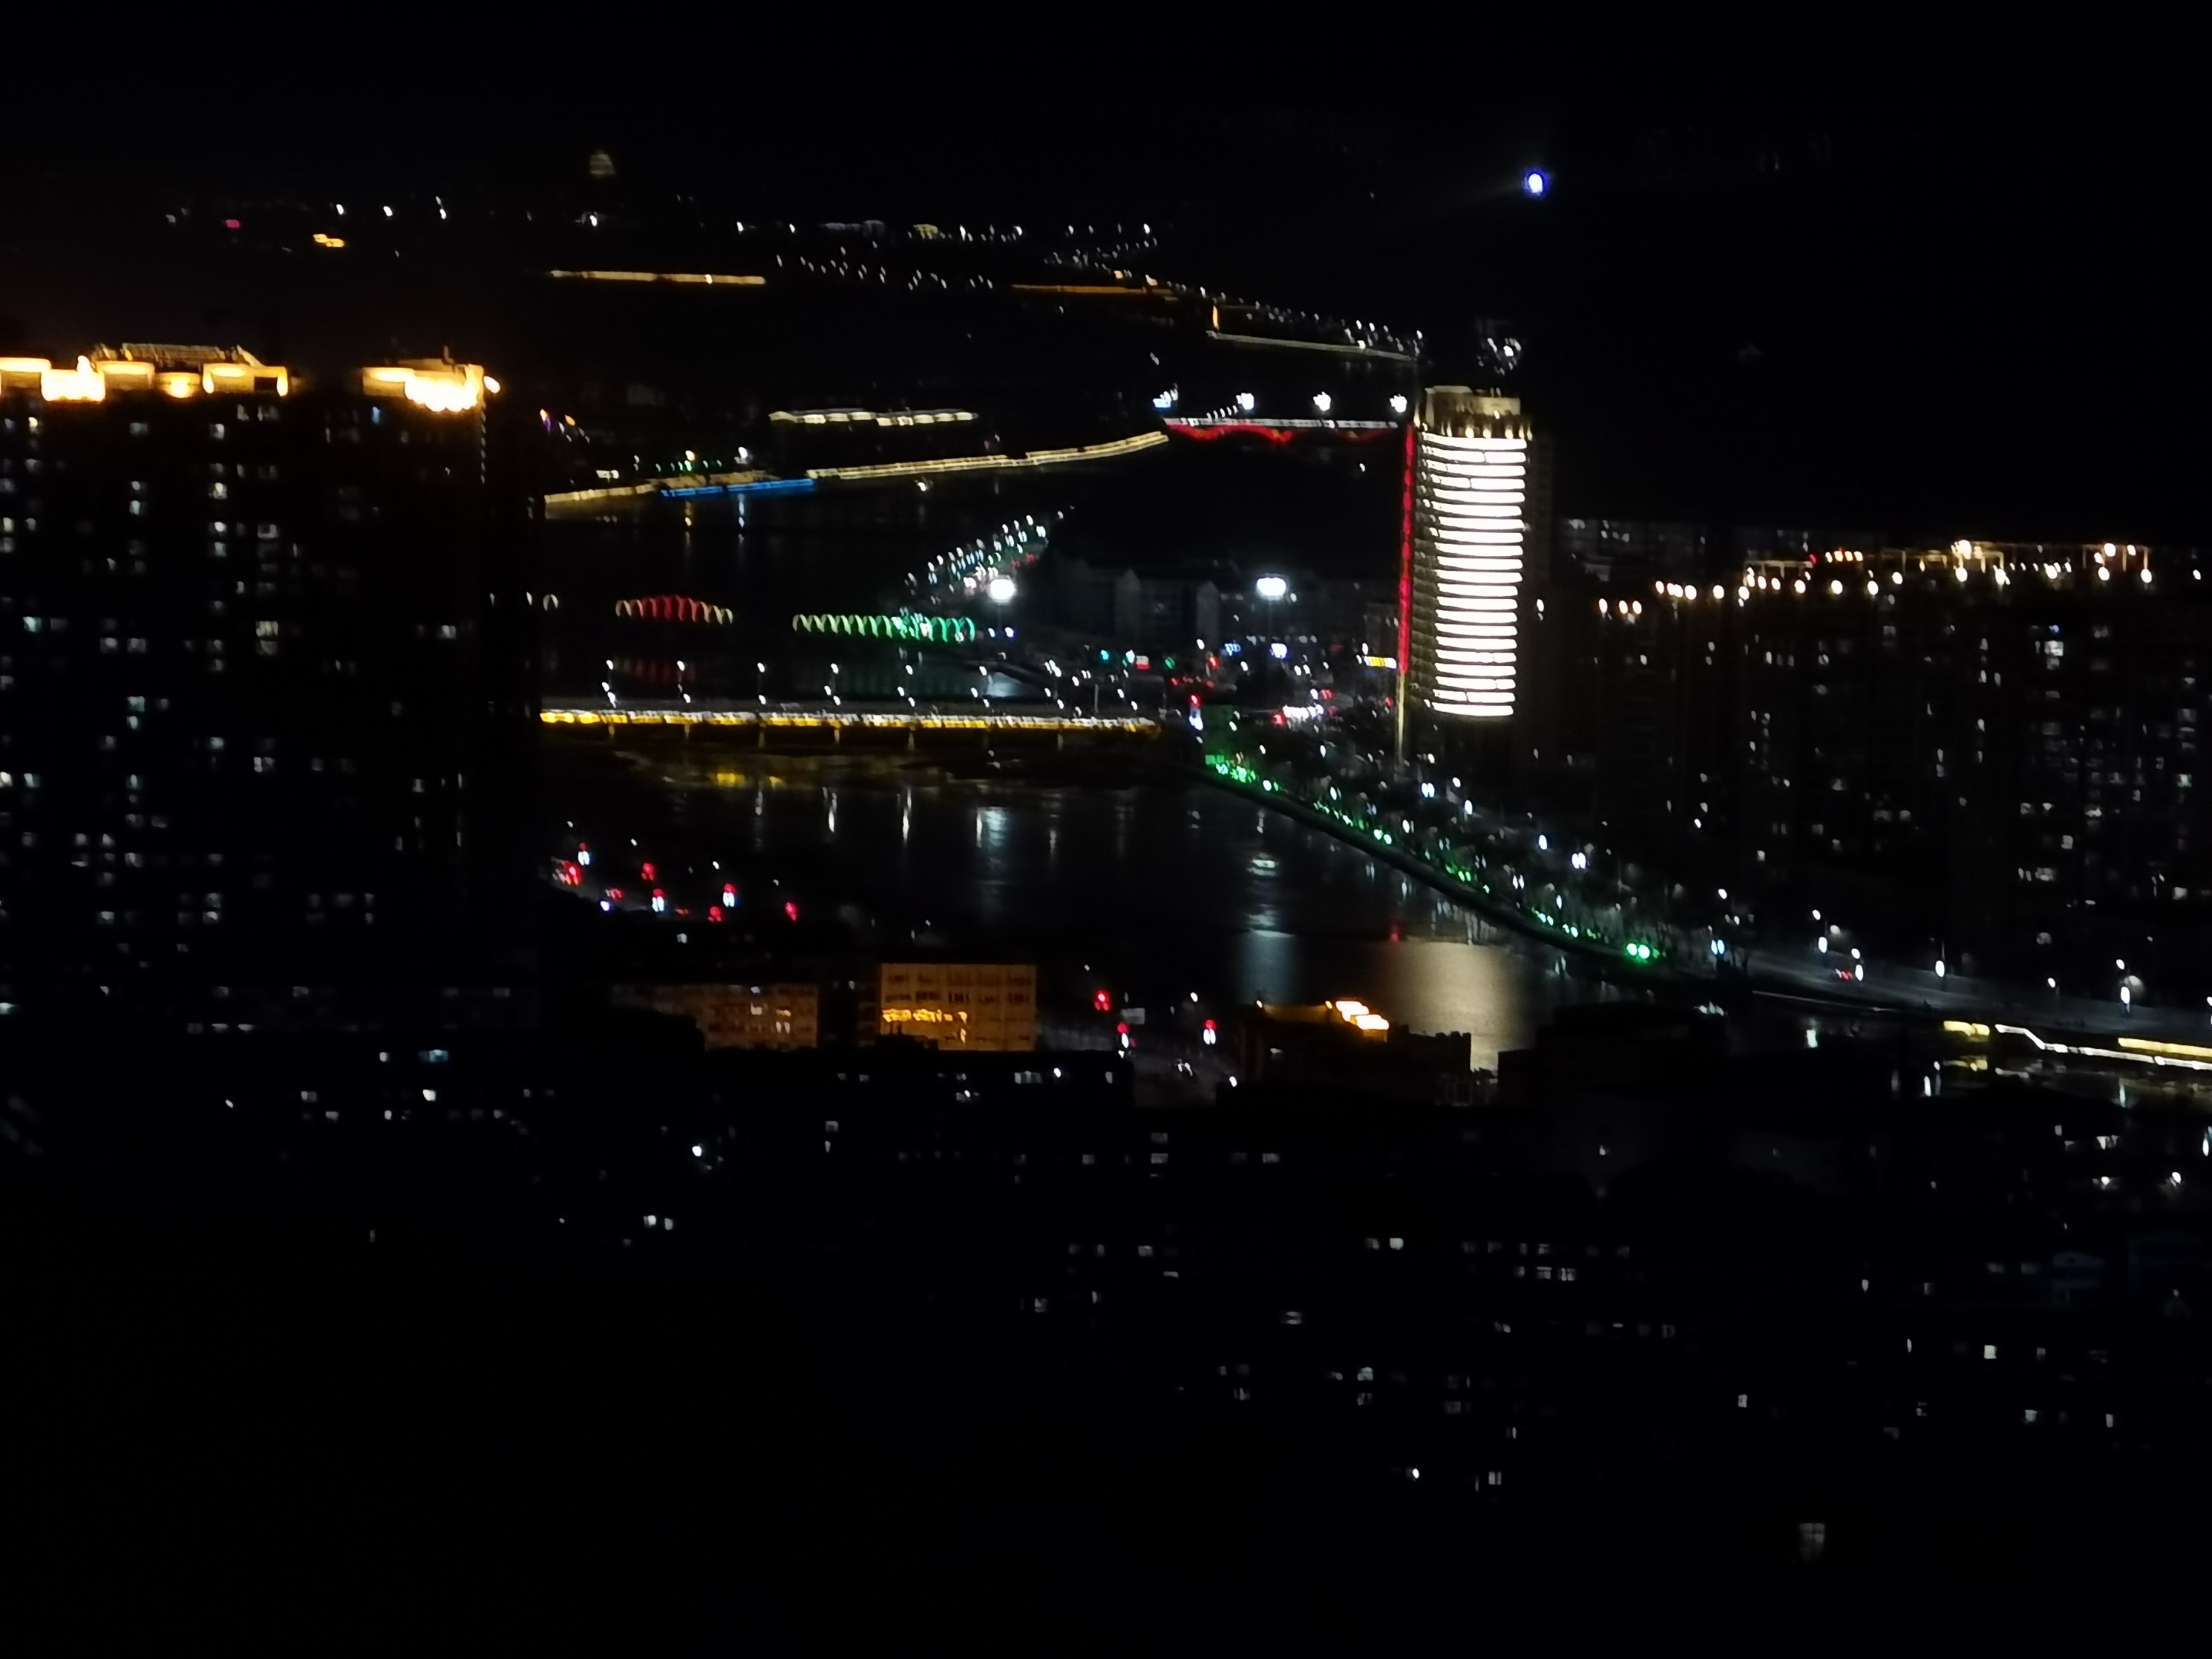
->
{"left": 0, "top": 346, "right": 536, "bottom": 1022}
{"left": 1528, "top": 539, "right": 2208, "bottom": 995}
{"left": 1402, "top": 389, "right": 1532, "bottom": 730}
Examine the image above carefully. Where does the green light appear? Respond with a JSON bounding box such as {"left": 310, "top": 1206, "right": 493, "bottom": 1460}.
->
{"left": 792, "top": 613, "right": 976, "bottom": 645}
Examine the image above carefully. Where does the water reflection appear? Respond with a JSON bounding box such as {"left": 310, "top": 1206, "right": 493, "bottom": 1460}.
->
{"left": 575, "top": 752, "right": 1626, "bottom": 1069}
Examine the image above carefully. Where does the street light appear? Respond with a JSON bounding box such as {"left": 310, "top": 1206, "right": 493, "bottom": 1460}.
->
{"left": 1523, "top": 169, "right": 1548, "bottom": 197}
{"left": 1313, "top": 392, "right": 1332, "bottom": 415}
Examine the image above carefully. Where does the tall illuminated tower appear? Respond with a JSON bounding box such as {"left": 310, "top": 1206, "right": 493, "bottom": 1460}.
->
{"left": 1396, "top": 387, "right": 1532, "bottom": 757}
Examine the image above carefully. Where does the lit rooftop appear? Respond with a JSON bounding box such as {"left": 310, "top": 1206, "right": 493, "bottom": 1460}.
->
{"left": 0, "top": 349, "right": 498, "bottom": 412}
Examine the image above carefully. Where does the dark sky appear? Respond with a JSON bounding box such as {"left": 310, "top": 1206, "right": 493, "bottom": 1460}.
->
{"left": 9, "top": 87, "right": 2205, "bottom": 541}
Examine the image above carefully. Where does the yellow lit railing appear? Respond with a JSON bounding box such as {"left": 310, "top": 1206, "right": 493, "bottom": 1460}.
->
{"left": 1204, "top": 329, "right": 1417, "bottom": 362}
{"left": 2117, "top": 1035, "right": 2212, "bottom": 1064}
{"left": 1995, "top": 1024, "right": 2212, "bottom": 1074}
{"left": 770, "top": 408, "right": 976, "bottom": 426}
{"left": 1010, "top": 283, "right": 1167, "bottom": 297}
{"left": 545, "top": 469, "right": 775, "bottom": 509}
{"left": 805, "top": 430, "right": 1165, "bottom": 482}
{"left": 540, "top": 707, "right": 1160, "bottom": 736}
{"left": 548, "top": 270, "right": 765, "bottom": 286}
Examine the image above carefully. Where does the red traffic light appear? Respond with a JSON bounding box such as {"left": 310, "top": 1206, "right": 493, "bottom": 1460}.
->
{"left": 641, "top": 861, "right": 657, "bottom": 881}
{"left": 1093, "top": 990, "right": 1112, "bottom": 1012}
{"left": 784, "top": 900, "right": 800, "bottom": 922}
{"left": 1115, "top": 1022, "right": 1129, "bottom": 1035}
{"left": 1203, "top": 1018, "right": 1217, "bottom": 1031}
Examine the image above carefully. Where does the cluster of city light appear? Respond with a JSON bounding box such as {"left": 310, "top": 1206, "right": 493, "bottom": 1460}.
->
{"left": 1716, "top": 540, "right": 2174, "bottom": 605}
{"left": 792, "top": 614, "right": 978, "bottom": 644}
{"left": 1412, "top": 432, "right": 1527, "bottom": 719}
{"left": 919, "top": 515, "right": 1051, "bottom": 599}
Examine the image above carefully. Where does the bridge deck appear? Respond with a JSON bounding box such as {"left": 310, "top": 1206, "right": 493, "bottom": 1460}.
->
{"left": 540, "top": 704, "right": 1159, "bottom": 735}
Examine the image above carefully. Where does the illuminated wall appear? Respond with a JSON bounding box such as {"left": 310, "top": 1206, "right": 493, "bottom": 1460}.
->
{"left": 878, "top": 963, "right": 1036, "bottom": 1051}
{"left": 614, "top": 984, "right": 820, "bottom": 1048}
{"left": 1408, "top": 388, "right": 1531, "bottom": 720}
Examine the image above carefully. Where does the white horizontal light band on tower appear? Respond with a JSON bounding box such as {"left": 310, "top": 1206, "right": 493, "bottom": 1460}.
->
{"left": 1409, "top": 424, "right": 1527, "bottom": 719}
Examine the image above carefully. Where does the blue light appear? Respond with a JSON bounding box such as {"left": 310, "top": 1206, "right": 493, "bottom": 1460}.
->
{"left": 1523, "top": 170, "right": 1548, "bottom": 197}
{"left": 661, "top": 477, "right": 818, "bottom": 499}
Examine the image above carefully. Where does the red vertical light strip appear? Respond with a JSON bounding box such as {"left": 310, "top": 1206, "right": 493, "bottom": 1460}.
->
{"left": 1396, "top": 420, "right": 1416, "bottom": 681}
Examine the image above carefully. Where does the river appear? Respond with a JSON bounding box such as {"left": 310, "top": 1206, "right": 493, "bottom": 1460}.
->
{"left": 541, "top": 435, "right": 1628, "bottom": 1068}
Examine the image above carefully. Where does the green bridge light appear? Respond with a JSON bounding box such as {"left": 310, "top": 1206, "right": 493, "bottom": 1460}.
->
{"left": 791, "top": 613, "right": 977, "bottom": 645}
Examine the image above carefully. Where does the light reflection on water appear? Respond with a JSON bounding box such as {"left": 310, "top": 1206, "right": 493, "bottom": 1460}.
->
{"left": 592, "top": 753, "right": 1628, "bottom": 1070}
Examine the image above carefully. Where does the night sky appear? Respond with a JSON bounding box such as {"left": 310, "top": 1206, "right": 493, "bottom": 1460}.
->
{"left": 10, "top": 88, "right": 2203, "bottom": 541}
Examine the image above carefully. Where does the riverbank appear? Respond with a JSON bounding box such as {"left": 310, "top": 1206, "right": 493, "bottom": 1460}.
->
{"left": 1181, "top": 758, "right": 1689, "bottom": 992}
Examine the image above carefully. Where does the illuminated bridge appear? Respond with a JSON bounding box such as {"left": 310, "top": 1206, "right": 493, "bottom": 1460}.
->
{"left": 540, "top": 701, "right": 1161, "bottom": 747}
{"left": 1165, "top": 416, "right": 1404, "bottom": 445}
